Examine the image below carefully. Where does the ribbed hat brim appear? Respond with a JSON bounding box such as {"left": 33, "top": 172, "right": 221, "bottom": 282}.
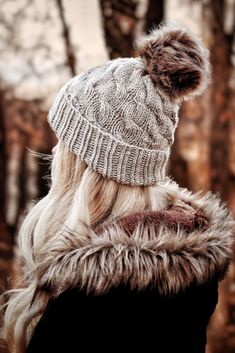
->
{"left": 48, "top": 90, "right": 169, "bottom": 186}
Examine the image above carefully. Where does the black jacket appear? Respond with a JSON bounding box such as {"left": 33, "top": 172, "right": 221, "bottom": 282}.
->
{"left": 26, "top": 181, "right": 234, "bottom": 353}
{"left": 27, "top": 280, "right": 218, "bottom": 353}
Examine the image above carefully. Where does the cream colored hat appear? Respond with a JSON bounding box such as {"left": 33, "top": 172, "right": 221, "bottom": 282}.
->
{"left": 48, "top": 23, "right": 210, "bottom": 185}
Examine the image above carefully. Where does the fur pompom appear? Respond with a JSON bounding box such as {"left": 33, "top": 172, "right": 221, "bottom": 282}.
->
{"left": 136, "top": 23, "right": 211, "bottom": 101}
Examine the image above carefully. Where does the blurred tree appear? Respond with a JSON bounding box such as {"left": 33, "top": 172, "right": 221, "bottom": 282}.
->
{"left": 0, "top": 91, "right": 14, "bottom": 294}
{"left": 168, "top": 0, "right": 235, "bottom": 202}
{"left": 99, "top": 0, "right": 138, "bottom": 58}
{"left": 144, "top": 0, "right": 164, "bottom": 33}
{"left": 167, "top": 1, "right": 235, "bottom": 352}
{"left": 56, "top": 0, "right": 76, "bottom": 75}
{"left": 202, "top": 1, "right": 235, "bottom": 352}
{"left": 99, "top": 0, "right": 164, "bottom": 58}
{"left": 0, "top": 0, "right": 69, "bottom": 297}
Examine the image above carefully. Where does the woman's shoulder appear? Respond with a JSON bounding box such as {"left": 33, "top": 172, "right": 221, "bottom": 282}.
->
{"left": 35, "top": 178, "right": 234, "bottom": 300}
{"left": 27, "top": 278, "right": 219, "bottom": 353}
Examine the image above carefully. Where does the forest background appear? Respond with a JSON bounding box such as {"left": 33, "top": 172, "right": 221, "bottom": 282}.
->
{"left": 0, "top": 0, "right": 235, "bottom": 352}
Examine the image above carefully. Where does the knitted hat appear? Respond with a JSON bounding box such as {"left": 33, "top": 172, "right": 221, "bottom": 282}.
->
{"left": 48, "top": 23, "right": 210, "bottom": 186}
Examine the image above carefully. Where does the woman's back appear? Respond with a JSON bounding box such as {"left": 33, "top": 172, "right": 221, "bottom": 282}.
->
{"left": 26, "top": 186, "right": 231, "bottom": 353}
{"left": 27, "top": 279, "right": 218, "bottom": 353}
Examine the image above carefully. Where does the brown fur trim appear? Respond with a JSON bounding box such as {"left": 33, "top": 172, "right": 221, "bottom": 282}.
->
{"left": 34, "top": 180, "right": 234, "bottom": 297}
{"left": 135, "top": 23, "right": 211, "bottom": 101}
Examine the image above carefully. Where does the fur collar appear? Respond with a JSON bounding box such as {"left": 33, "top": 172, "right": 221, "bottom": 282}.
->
{"left": 35, "top": 179, "right": 235, "bottom": 297}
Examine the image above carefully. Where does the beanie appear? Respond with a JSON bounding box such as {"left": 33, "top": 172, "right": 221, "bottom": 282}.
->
{"left": 48, "top": 23, "right": 210, "bottom": 186}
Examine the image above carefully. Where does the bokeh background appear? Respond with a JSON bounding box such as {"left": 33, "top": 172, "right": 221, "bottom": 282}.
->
{"left": 0, "top": 0, "right": 235, "bottom": 352}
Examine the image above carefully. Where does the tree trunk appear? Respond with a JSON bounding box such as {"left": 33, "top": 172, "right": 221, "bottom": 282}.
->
{"left": 144, "top": 0, "right": 164, "bottom": 33}
{"left": 56, "top": 0, "right": 76, "bottom": 76}
{"left": 99, "top": 0, "right": 138, "bottom": 58}
{"left": 202, "top": 1, "right": 235, "bottom": 352}
{"left": 166, "top": 1, "right": 235, "bottom": 351}
{"left": 0, "top": 91, "right": 14, "bottom": 295}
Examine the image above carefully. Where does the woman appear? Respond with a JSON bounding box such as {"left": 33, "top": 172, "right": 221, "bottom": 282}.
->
{"left": 2, "top": 23, "right": 234, "bottom": 353}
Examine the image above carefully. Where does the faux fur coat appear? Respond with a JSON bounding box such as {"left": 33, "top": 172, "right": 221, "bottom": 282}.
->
{"left": 26, "top": 180, "right": 234, "bottom": 353}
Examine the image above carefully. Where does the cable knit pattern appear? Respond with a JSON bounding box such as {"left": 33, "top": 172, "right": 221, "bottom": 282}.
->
{"left": 48, "top": 23, "right": 210, "bottom": 185}
{"left": 48, "top": 57, "right": 179, "bottom": 185}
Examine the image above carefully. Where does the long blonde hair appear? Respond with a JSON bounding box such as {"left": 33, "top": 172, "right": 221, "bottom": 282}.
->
{"left": 1, "top": 141, "right": 168, "bottom": 353}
